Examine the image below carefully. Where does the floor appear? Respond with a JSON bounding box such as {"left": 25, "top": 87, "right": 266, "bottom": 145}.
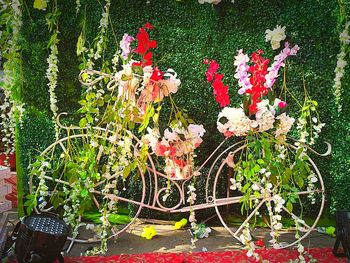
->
{"left": 1, "top": 209, "right": 336, "bottom": 258}
{"left": 65, "top": 218, "right": 335, "bottom": 257}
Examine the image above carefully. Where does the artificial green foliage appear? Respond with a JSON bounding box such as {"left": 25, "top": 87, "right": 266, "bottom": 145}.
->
{"left": 16, "top": 108, "right": 55, "bottom": 215}
{"left": 17, "top": 0, "right": 350, "bottom": 216}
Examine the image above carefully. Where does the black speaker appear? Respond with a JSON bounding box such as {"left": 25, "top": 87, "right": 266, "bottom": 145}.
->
{"left": 14, "top": 213, "right": 69, "bottom": 263}
{"left": 333, "top": 210, "right": 350, "bottom": 260}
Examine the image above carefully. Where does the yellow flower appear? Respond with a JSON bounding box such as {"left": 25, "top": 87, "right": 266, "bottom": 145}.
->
{"left": 33, "top": 0, "right": 47, "bottom": 10}
{"left": 173, "top": 218, "right": 188, "bottom": 230}
{"left": 141, "top": 226, "right": 156, "bottom": 240}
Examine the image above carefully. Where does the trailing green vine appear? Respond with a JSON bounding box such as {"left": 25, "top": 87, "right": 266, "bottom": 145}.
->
{"left": 0, "top": 0, "right": 24, "bottom": 155}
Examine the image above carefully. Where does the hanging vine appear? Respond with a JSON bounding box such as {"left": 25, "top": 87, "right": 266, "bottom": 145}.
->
{"left": 0, "top": 0, "right": 24, "bottom": 156}
{"left": 333, "top": 0, "right": 349, "bottom": 113}
{"left": 45, "top": 0, "right": 60, "bottom": 138}
{"left": 85, "top": 0, "right": 111, "bottom": 71}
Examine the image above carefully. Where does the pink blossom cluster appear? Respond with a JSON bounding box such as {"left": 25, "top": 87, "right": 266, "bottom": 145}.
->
{"left": 144, "top": 124, "right": 205, "bottom": 179}
{"left": 233, "top": 49, "right": 252, "bottom": 95}
{"left": 233, "top": 43, "right": 299, "bottom": 94}
{"left": 119, "top": 33, "right": 135, "bottom": 59}
{"left": 265, "top": 42, "right": 299, "bottom": 88}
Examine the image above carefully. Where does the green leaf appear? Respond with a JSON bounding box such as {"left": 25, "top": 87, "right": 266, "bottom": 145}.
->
{"left": 283, "top": 168, "right": 293, "bottom": 184}
{"left": 81, "top": 188, "right": 89, "bottom": 198}
{"left": 123, "top": 165, "right": 131, "bottom": 178}
{"left": 257, "top": 159, "right": 264, "bottom": 165}
{"left": 79, "top": 117, "right": 87, "bottom": 128}
{"left": 286, "top": 201, "right": 293, "bottom": 212}
{"left": 76, "top": 33, "right": 85, "bottom": 56}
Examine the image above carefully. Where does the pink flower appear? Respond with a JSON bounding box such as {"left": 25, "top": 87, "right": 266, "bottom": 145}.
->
{"left": 265, "top": 42, "right": 299, "bottom": 89}
{"left": 233, "top": 49, "right": 252, "bottom": 95}
{"left": 278, "top": 101, "right": 287, "bottom": 109}
{"left": 120, "top": 33, "right": 135, "bottom": 59}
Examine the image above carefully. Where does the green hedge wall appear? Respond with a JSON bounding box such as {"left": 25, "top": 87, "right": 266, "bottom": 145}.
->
{"left": 17, "top": 0, "right": 350, "bottom": 216}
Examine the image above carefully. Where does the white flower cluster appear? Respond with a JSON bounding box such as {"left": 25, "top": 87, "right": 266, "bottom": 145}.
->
{"left": 37, "top": 164, "right": 50, "bottom": 210}
{"left": 265, "top": 25, "right": 286, "bottom": 50}
{"left": 46, "top": 40, "right": 59, "bottom": 137}
{"left": 187, "top": 183, "right": 198, "bottom": 248}
{"left": 217, "top": 99, "right": 294, "bottom": 137}
{"left": 187, "top": 184, "right": 197, "bottom": 205}
{"left": 239, "top": 224, "right": 260, "bottom": 260}
{"left": 333, "top": 22, "right": 349, "bottom": 112}
{"left": 95, "top": 0, "right": 110, "bottom": 61}
{"left": 295, "top": 113, "right": 325, "bottom": 146}
{"left": 267, "top": 197, "right": 285, "bottom": 249}
{"left": 307, "top": 171, "right": 318, "bottom": 204}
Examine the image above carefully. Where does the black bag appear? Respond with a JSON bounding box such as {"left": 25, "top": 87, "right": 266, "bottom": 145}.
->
{"left": 333, "top": 210, "right": 350, "bottom": 260}
{"left": 10, "top": 213, "right": 69, "bottom": 263}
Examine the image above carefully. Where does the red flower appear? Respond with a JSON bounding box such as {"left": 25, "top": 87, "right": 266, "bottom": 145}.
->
{"left": 173, "top": 158, "right": 187, "bottom": 168}
{"left": 246, "top": 51, "right": 270, "bottom": 115}
{"left": 134, "top": 25, "right": 157, "bottom": 67}
{"left": 132, "top": 61, "right": 142, "bottom": 67}
{"left": 204, "top": 59, "right": 230, "bottom": 108}
{"left": 205, "top": 60, "right": 220, "bottom": 82}
{"left": 144, "top": 22, "right": 154, "bottom": 30}
{"left": 150, "top": 67, "right": 163, "bottom": 82}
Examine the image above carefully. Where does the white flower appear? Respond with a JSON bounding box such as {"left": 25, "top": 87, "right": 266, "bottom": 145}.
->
{"left": 234, "top": 49, "right": 250, "bottom": 67}
{"left": 108, "top": 134, "right": 117, "bottom": 143}
{"left": 164, "top": 128, "right": 178, "bottom": 142}
{"left": 252, "top": 184, "right": 260, "bottom": 191}
{"left": 217, "top": 107, "right": 252, "bottom": 136}
{"left": 255, "top": 101, "right": 275, "bottom": 132}
{"left": 187, "top": 124, "right": 206, "bottom": 138}
{"left": 265, "top": 25, "right": 286, "bottom": 50}
{"left": 275, "top": 113, "right": 295, "bottom": 137}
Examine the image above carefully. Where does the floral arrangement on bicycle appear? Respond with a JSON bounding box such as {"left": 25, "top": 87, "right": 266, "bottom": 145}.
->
{"left": 27, "top": 23, "right": 205, "bottom": 254}
{"left": 27, "top": 23, "right": 328, "bottom": 259}
{"left": 203, "top": 25, "right": 326, "bottom": 259}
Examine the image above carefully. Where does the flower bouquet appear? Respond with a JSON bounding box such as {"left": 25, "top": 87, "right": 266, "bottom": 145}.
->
{"left": 203, "top": 25, "right": 327, "bottom": 259}
{"left": 27, "top": 23, "right": 206, "bottom": 254}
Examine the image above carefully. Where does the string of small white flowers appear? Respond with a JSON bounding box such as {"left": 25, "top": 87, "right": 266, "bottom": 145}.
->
{"left": 292, "top": 215, "right": 317, "bottom": 263}
{"left": 333, "top": 21, "right": 350, "bottom": 113}
{"left": 187, "top": 182, "right": 198, "bottom": 248}
{"left": 239, "top": 224, "right": 260, "bottom": 260}
{"left": 45, "top": 1, "right": 60, "bottom": 139}
{"left": 86, "top": 0, "right": 111, "bottom": 71}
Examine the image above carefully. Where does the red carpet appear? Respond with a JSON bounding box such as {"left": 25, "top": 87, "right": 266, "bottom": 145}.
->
{"left": 65, "top": 248, "right": 347, "bottom": 263}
